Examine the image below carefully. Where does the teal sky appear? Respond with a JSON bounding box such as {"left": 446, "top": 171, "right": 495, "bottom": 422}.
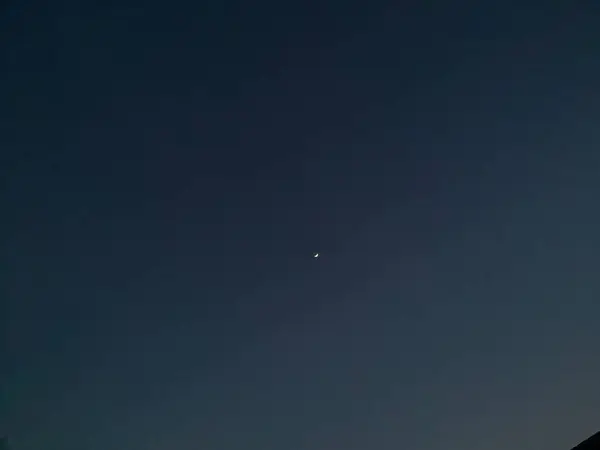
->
{"left": 3, "top": 2, "right": 600, "bottom": 450}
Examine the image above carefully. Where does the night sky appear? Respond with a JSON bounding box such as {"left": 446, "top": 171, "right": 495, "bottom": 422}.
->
{"left": 3, "top": 2, "right": 600, "bottom": 450}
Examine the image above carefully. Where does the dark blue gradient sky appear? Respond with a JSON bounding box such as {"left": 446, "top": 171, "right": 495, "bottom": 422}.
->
{"left": 3, "top": 2, "right": 600, "bottom": 450}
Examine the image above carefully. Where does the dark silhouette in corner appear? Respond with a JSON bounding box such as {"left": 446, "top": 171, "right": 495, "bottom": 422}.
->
{"left": 572, "top": 431, "right": 600, "bottom": 450}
